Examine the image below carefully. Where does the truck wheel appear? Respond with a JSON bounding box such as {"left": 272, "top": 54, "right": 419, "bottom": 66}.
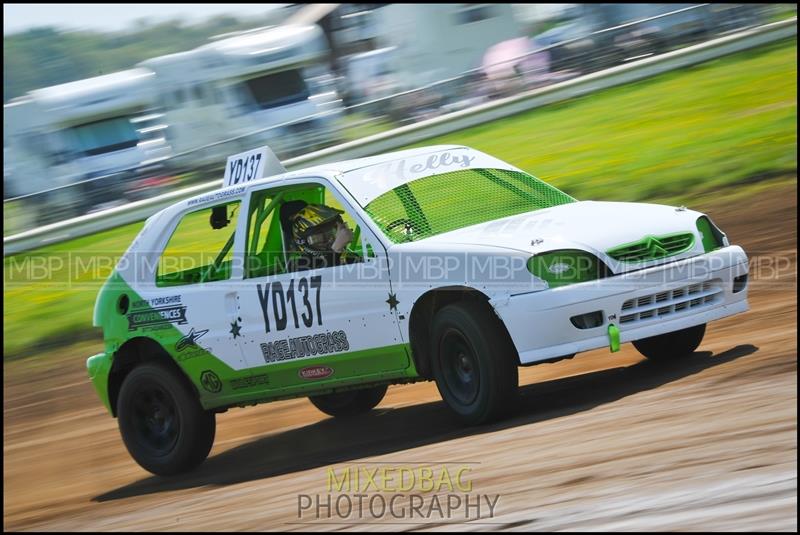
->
{"left": 117, "top": 362, "right": 215, "bottom": 476}
{"left": 309, "top": 385, "right": 388, "bottom": 417}
{"left": 430, "top": 300, "right": 519, "bottom": 425}
{"left": 633, "top": 323, "right": 706, "bottom": 361}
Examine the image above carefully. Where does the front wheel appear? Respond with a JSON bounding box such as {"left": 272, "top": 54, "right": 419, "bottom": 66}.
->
{"left": 633, "top": 323, "right": 706, "bottom": 361}
{"left": 117, "top": 362, "right": 216, "bottom": 476}
{"left": 430, "top": 300, "right": 519, "bottom": 425}
{"left": 309, "top": 385, "right": 388, "bottom": 418}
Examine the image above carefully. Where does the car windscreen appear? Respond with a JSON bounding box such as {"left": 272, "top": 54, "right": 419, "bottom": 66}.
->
{"left": 364, "top": 168, "right": 576, "bottom": 243}
{"left": 243, "top": 69, "right": 310, "bottom": 110}
{"left": 69, "top": 117, "right": 140, "bottom": 156}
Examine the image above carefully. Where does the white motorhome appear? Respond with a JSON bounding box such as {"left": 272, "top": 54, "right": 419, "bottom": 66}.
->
{"left": 342, "top": 46, "right": 399, "bottom": 106}
{"left": 341, "top": 4, "right": 520, "bottom": 94}
{"left": 139, "top": 24, "right": 343, "bottom": 169}
{"left": 3, "top": 68, "right": 167, "bottom": 221}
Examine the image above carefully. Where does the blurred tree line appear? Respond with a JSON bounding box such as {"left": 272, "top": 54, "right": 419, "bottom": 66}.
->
{"left": 3, "top": 13, "right": 288, "bottom": 103}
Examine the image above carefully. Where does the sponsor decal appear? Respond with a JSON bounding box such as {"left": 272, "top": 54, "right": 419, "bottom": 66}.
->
{"left": 261, "top": 330, "right": 350, "bottom": 363}
{"left": 230, "top": 374, "right": 270, "bottom": 390}
{"left": 127, "top": 305, "right": 187, "bottom": 331}
{"left": 176, "top": 327, "right": 209, "bottom": 352}
{"left": 127, "top": 295, "right": 187, "bottom": 331}
{"left": 200, "top": 370, "right": 222, "bottom": 393}
{"left": 299, "top": 366, "right": 334, "bottom": 380}
{"left": 176, "top": 347, "right": 207, "bottom": 362}
{"left": 131, "top": 295, "right": 182, "bottom": 309}
{"left": 187, "top": 186, "right": 246, "bottom": 207}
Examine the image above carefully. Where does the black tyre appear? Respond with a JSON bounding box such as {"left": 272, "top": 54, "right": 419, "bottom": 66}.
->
{"left": 430, "top": 300, "right": 519, "bottom": 425}
{"left": 117, "top": 362, "right": 215, "bottom": 476}
{"left": 633, "top": 323, "right": 706, "bottom": 362}
{"left": 309, "top": 385, "right": 388, "bottom": 418}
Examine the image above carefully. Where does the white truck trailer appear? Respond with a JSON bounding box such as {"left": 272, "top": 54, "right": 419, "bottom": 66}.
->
{"left": 3, "top": 68, "right": 167, "bottom": 222}
{"left": 341, "top": 4, "right": 520, "bottom": 95}
{"left": 5, "top": 23, "right": 342, "bottom": 226}
{"left": 138, "top": 23, "right": 343, "bottom": 170}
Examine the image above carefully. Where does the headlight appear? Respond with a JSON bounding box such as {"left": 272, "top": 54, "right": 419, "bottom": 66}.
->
{"left": 527, "top": 250, "right": 607, "bottom": 288}
{"left": 696, "top": 216, "right": 727, "bottom": 252}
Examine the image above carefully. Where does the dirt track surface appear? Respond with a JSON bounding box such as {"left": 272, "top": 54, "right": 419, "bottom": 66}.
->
{"left": 4, "top": 184, "right": 797, "bottom": 531}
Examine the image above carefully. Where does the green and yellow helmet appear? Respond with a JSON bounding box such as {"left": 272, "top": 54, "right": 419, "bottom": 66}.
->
{"left": 290, "top": 203, "right": 344, "bottom": 253}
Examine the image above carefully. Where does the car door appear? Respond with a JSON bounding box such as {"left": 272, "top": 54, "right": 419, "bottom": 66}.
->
{"left": 233, "top": 178, "right": 409, "bottom": 396}
{"left": 133, "top": 197, "right": 261, "bottom": 405}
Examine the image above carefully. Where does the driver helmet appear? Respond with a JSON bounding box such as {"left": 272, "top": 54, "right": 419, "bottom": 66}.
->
{"left": 290, "top": 203, "right": 345, "bottom": 254}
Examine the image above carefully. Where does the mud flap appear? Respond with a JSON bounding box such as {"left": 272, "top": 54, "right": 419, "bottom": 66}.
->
{"left": 608, "top": 323, "right": 621, "bottom": 353}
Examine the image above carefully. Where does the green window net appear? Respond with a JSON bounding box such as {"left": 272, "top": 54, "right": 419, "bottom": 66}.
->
{"left": 364, "top": 168, "right": 576, "bottom": 243}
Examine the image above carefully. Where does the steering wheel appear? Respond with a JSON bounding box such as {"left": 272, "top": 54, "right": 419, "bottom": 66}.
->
{"left": 385, "top": 218, "right": 421, "bottom": 239}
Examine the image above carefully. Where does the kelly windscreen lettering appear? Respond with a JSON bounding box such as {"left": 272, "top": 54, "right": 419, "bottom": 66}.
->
{"left": 345, "top": 149, "right": 517, "bottom": 206}
{"left": 408, "top": 151, "right": 477, "bottom": 173}
{"left": 359, "top": 152, "right": 476, "bottom": 192}
{"left": 260, "top": 330, "right": 350, "bottom": 363}
{"left": 127, "top": 305, "right": 188, "bottom": 331}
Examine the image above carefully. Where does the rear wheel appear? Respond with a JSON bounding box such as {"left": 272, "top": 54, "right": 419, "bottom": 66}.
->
{"left": 633, "top": 323, "right": 706, "bottom": 361}
{"left": 117, "top": 362, "right": 215, "bottom": 476}
{"left": 430, "top": 300, "right": 518, "bottom": 425}
{"left": 309, "top": 385, "right": 388, "bottom": 418}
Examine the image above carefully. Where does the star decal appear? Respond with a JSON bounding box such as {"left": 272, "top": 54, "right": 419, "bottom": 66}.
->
{"left": 386, "top": 292, "right": 399, "bottom": 312}
{"left": 229, "top": 317, "right": 242, "bottom": 339}
{"left": 176, "top": 327, "right": 209, "bottom": 351}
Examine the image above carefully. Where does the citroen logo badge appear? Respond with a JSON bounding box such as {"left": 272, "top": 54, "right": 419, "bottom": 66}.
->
{"left": 645, "top": 237, "right": 668, "bottom": 257}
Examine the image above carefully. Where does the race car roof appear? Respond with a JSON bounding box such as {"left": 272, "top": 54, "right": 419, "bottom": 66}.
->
{"left": 180, "top": 145, "right": 521, "bottom": 211}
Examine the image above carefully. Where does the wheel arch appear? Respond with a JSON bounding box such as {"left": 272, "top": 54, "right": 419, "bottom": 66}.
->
{"left": 107, "top": 336, "right": 197, "bottom": 417}
{"left": 407, "top": 285, "right": 519, "bottom": 379}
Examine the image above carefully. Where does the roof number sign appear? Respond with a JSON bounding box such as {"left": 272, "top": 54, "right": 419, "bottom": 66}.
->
{"left": 223, "top": 146, "right": 285, "bottom": 187}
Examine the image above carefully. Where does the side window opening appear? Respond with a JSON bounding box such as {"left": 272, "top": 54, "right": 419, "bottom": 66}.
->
{"left": 245, "top": 190, "right": 287, "bottom": 279}
{"left": 156, "top": 200, "right": 241, "bottom": 287}
{"left": 245, "top": 184, "right": 370, "bottom": 279}
{"left": 324, "top": 189, "right": 374, "bottom": 259}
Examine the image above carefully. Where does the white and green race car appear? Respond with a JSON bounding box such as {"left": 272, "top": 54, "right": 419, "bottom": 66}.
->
{"left": 88, "top": 145, "right": 750, "bottom": 475}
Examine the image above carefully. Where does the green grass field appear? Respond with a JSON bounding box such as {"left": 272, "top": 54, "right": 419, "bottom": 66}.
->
{"left": 3, "top": 37, "right": 797, "bottom": 359}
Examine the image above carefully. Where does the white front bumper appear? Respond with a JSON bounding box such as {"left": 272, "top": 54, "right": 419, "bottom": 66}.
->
{"left": 492, "top": 246, "right": 750, "bottom": 364}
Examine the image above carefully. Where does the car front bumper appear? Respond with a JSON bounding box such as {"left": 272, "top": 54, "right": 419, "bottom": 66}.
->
{"left": 87, "top": 352, "right": 113, "bottom": 415}
{"left": 492, "top": 246, "right": 750, "bottom": 364}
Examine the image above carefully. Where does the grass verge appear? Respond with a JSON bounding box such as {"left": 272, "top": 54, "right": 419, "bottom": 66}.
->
{"left": 3, "top": 38, "right": 797, "bottom": 359}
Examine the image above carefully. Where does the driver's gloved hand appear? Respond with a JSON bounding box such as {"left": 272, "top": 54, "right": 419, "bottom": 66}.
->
{"left": 331, "top": 221, "right": 354, "bottom": 253}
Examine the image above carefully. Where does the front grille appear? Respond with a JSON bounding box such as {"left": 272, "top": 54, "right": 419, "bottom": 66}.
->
{"left": 620, "top": 279, "right": 722, "bottom": 325}
{"left": 608, "top": 232, "right": 695, "bottom": 263}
